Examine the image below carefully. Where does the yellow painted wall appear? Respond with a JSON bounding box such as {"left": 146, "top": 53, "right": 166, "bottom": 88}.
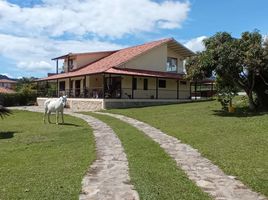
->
{"left": 121, "top": 75, "right": 190, "bottom": 99}
{"left": 123, "top": 44, "right": 167, "bottom": 71}
{"left": 89, "top": 74, "right": 103, "bottom": 88}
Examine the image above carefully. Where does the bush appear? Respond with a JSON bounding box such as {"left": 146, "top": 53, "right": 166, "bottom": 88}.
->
{"left": 0, "top": 92, "right": 37, "bottom": 107}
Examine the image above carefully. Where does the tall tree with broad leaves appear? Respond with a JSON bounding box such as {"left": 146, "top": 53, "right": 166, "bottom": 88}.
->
{"left": 186, "top": 31, "right": 268, "bottom": 110}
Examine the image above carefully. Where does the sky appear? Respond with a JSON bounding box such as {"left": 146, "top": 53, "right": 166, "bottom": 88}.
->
{"left": 0, "top": 0, "right": 267, "bottom": 78}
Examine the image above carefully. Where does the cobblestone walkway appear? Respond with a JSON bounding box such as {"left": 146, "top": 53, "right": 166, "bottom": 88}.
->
{"left": 11, "top": 107, "right": 139, "bottom": 200}
{"left": 98, "top": 112, "right": 267, "bottom": 200}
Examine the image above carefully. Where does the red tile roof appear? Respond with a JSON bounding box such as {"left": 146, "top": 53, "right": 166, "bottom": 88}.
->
{"left": 51, "top": 50, "right": 118, "bottom": 60}
{"left": 106, "top": 68, "right": 184, "bottom": 79}
{"left": 0, "top": 87, "right": 16, "bottom": 94}
{"left": 39, "top": 38, "right": 193, "bottom": 81}
{"left": 0, "top": 79, "right": 17, "bottom": 83}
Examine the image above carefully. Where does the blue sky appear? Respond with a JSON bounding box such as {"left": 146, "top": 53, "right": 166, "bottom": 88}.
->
{"left": 0, "top": 0, "right": 267, "bottom": 78}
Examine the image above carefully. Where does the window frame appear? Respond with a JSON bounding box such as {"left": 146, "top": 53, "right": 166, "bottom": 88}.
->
{"left": 166, "top": 57, "right": 178, "bottom": 72}
{"left": 158, "top": 79, "right": 166, "bottom": 88}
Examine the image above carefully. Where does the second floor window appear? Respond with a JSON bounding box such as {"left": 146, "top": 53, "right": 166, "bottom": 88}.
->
{"left": 166, "top": 57, "right": 177, "bottom": 72}
{"left": 68, "top": 59, "right": 74, "bottom": 70}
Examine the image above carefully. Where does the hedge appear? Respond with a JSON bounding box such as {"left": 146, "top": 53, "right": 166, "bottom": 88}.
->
{"left": 0, "top": 92, "right": 37, "bottom": 107}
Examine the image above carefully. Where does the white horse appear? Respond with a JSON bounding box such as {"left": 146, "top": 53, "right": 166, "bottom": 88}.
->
{"left": 43, "top": 96, "right": 67, "bottom": 124}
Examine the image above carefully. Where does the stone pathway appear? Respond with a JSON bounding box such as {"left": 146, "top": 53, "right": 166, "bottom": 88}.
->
{"left": 11, "top": 107, "right": 139, "bottom": 200}
{"left": 97, "top": 112, "right": 267, "bottom": 200}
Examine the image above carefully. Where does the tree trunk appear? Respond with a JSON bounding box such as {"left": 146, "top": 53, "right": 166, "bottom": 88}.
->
{"left": 248, "top": 91, "right": 256, "bottom": 110}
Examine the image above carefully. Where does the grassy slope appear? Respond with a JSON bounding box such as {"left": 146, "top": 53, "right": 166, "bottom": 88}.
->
{"left": 107, "top": 101, "right": 268, "bottom": 196}
{"left": 0, "top": 110, "right": 95, "bottom": 200}
{"left": 89, "top": 113, "right": 211, "bottom": 200}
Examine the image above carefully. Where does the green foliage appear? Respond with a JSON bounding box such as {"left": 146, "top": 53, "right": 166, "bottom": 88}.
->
{"left": 0, "top": 92, "right": 37, "bottom": 106}
{"left": 186, "top": 31, "right": 268, "bottom": 110}
{"left": 216, "top": 76, "right": 239, "bottom": 110}
{"left": 0, "top": 77, "right": 39, "bottom": 106}
{"left": 16, "top": 77, "right": 37, "bottom": 93}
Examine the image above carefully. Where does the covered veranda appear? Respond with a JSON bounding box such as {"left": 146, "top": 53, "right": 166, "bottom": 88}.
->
{"left": 36, "top": 69, "right": 192, "bottom": 100}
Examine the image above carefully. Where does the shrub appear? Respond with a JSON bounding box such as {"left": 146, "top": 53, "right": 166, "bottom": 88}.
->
{"left": 0, "top": 91, "right": 37, "bottom": 107}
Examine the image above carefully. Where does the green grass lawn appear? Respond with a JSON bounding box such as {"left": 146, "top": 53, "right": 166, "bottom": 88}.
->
{"left": 0, "top": 110, "right": 95, "bottom": 200}
{"left": 88, "top": 112, "right": 211, "bottom": 200}
{"left": 106, "top": 100, "right": 268, "bottom": 197}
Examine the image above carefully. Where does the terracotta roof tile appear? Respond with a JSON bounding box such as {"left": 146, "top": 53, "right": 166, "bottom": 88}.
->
{"left": 0, "top": 87, "right": 16, "bottom": 93}
{"left": 39, "top": 38, "right": 173, "bottom": 81}
{"left": 0, "top": 79, "right": 17, "bottom": 83}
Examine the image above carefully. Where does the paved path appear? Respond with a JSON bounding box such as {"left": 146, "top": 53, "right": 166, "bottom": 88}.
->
{"left": 97, "top": 112, "right": 267, "bottom": 200}
{"left": 11, "top": 107, "right": 139, "bottom": 200}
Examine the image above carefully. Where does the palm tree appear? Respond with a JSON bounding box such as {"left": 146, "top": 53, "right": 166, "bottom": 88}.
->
{"left": 0, "top": 105, "right": 11, "bottom": 119}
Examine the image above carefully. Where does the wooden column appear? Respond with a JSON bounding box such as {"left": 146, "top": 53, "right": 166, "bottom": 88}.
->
{"left": 56, "top": 59, "right": 59, "bottom": 74}
{"left": 156, "top": 77, "right": 158, "bottom": 99}
{"left": 46, "top": 81, "right": 49, "bottom": 96}
{"left": 177, "top": 80, "right": 180, "bottom": 99}
{"left": 132, "top": 76, "right": 134, "bottom": 99}
{"left": 84, "top": 75, "right": 86, "bottom": 98}
{"left": 56, "top": 79, "right": 59, "bottom": 97}
{"left": 68, "top": 78, "right": 71, "bottom": 97}
{"left": 103, "top": 74, "right": 106, "bottom": 99}
{"left": 120, "top": 75, "right": 122, "bottom": 99}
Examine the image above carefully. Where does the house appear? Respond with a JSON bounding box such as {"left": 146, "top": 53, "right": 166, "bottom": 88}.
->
{"left": 0, "top": 79, "right": 17, "bottom": 90}
{"left": 0, "top": 87, "right": 16, "bottom": 94}
{"left": 37, "top": 38, "right": 202, "bottom": 110}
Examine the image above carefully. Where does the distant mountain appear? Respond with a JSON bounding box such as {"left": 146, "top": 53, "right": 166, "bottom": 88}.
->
{"left": 0, "top": 74, "right": 18, "bottom": 81}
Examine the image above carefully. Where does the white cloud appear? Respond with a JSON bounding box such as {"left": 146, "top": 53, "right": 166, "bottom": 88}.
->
{"left": 17, "top": 61, "right": 53, "bottom": 72}
{"left": 0, "top": 33, "right": 123, "bottom": 73}
{"left": 2, "top": 73, "right": 13, "bottom": 78}
{"left": 184, "top": 36, "right": 207, "bottom": 52}
{"left": 0, "top": 0, "right": 190, "bottom": 38}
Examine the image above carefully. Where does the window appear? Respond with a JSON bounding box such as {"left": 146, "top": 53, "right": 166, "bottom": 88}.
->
{"left": 158, "top": 80, "right": 166, "bottom": 88}
{"left": 132, "top": 78, "right": 137, "bottom": 90}
{"left": 68, "top": 59, "right": 74, "bottom": 70}
{"left": 143, "top": 79, "right": 148, "bottom": 90}
{"left": 180, "top": 81, "right": 187, "bottom": 85}
{"left": 166, "top": 57, "right": 178, "bottom": 72}
{"left": 59, "top": 81, "right": 65, "bottom": 91}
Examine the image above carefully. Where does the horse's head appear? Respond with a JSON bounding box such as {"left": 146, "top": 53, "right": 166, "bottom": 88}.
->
{"left": 61, "top": 95, "right": 67, "bottom": 106}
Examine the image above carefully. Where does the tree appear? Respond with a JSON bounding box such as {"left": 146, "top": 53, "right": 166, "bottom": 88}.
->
{"left": 16, "top": 77, "right": 37, "bottom": 94}
{"left": 186, "top": 31, "right": 268, "bottom": 110}
{"left": 0, "top": 105, "right": 11, "bottom": 119}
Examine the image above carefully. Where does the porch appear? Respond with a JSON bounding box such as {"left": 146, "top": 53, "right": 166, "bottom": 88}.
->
{"left": 37, "top": 73, "right": 192, "bottom": 100}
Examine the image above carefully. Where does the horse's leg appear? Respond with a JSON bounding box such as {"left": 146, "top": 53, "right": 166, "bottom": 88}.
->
{"left": 56, "top": 111, "right": 59, "bottom": 125}
{"left": 61, "top": 110, "right": 64, "bottom": 124}
{"left": 43, "top": 109, "right": 47, "bottom": 124}
{"left": 48, "top": 111, "right": 51, "bottom": 124}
